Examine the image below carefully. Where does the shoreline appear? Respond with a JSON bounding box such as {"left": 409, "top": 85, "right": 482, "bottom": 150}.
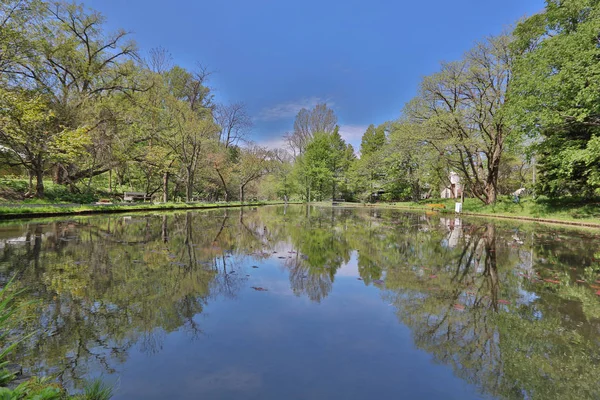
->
{"left": 1, "top": 200, "right": 599, "bottom": 229}
{"left": 312, "top": 202, "right": 600, "bottom": 229}
{"left": 0, "top": 201, "right": 299, "bottom": 221}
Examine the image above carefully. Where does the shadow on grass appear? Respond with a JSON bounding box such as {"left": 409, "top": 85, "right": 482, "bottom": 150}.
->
{"left": 529, "top": 197, "right": 600, "bottom": 220}
{"left": 416, "top": 196, "right": 600, "bottom": 221}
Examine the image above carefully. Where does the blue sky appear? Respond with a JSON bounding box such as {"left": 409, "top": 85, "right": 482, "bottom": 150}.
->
{"left": 81, "top": 0, "right": 544, "bottom": 149}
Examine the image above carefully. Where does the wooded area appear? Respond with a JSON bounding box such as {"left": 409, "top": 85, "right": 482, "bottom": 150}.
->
{"left": 1, "top": 0, "right": 599, "bottom": 207}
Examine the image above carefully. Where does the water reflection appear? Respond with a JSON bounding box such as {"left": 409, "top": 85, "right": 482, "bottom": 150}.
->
{"left": 1, "top": 206, "right": 600, "bottom": 399}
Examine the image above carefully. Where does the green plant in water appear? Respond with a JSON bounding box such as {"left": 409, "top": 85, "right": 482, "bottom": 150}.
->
{"left": 0, "top": 279, "right": 114, "bottom": 399}
{"left": 0, "top": 277, "right": 22, "bottom": 386}
{"left": 0, "top": 377, "right": 63, "bottom": 399}
{"left": 75, "top": 380, "right": 114, "bottom": 400}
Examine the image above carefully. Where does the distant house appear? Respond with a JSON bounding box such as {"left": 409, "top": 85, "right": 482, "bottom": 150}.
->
{"left": 440, "top": 172, "right": 463, "bottom": 199}
{"left": 440, "top": 188, "right": 453, "bottom": 199}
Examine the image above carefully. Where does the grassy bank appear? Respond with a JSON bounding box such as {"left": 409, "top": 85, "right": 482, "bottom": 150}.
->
{"left": 0, "top": 201, "right": 298, "bottom": 220}
{"left": 3, "top": 194, "right": 600, "bottom": 228}
{"left": 317, "top": 197, "right": 600, "bottom": 228}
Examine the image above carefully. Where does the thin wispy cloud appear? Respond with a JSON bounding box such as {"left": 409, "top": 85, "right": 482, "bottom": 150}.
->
{"left": 338, "top": 124, "right": 368, "bottom": 150}
{"left": 254, "top": 125, "right": 367, "bottom": 152}
{"left": 256, "top": 136, "right": 288, "bottom": 150}
{"left": 257, "top": 97, "right": 335, "bottom": 121}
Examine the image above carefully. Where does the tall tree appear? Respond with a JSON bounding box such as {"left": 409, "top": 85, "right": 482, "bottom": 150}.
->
{"left": 406, "top": 35, "right": 514, "bottom": 204}
{"left": 214, "top": 102, "right": 252, "bottom": 149}
{"left": 510, "top": 0, "right": 600, "bottom": 197}
{"left": 291, "top": 130, "right": 352, "bottom": 201}
{"left": 0, "top": 0, "right": 42, "bottom": 74}
{"left": 162, "top": 97, "right": 219, "bottom": 202}
{"left": 360, "top": 124, "right": 387, "bottom": 156}
{"left": 0, "top": 88, "right": 89, "bottom": 197}
{"left": 0, "top": 1, "right": 139, "bottom": 192}
{"left": 286, "top": 103, "right": 337, "bottom": 156}
{"left": 211, "top": 102, "right": 252, "bottom": 200}
{"left": 236, "top": 145, "right": 272, "bottom": 202}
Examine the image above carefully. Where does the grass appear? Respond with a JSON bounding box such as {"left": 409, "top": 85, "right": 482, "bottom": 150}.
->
{"left": 80, "top": 380, "right": 114, "bottom": 400}
{"left": 315, "top": 196, "right": 600, "bottom": 227}
{"left": 0, "top": 277, "right": 21, "bottom": 386}
{"left": 0, "top": 178, "right": 99, "bottom": 204}
{"left": 0, "top": 200, "right": 300, "bottom": 219}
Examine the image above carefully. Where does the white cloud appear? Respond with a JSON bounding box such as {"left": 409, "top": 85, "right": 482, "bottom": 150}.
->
{"left": 257, "top": 97, "right": 334, "bottom": 121}
{"left": 253, "top": 124, "right": 368, "bottom": 153}
{"left": 338, "top": 124, "right": 368, "bottom": 150}
{"left": 255, "top": 136, "right": 288, "bottom": 150}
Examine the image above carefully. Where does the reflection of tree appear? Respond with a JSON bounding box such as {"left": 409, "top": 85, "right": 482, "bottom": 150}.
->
{"left": 1, "top": 206, "right": 600, "bottom": 399}
{"left": 0, "top": 212, "right": 257, "bottom": 389}
{"left": 382, "top": 220, "right": 600, "bottom": 400}
{"left": 286, "top": 256, "right": 333, "bottom": 303}
{"left": 280, "top": 207, "right": 353, "bottom": 301}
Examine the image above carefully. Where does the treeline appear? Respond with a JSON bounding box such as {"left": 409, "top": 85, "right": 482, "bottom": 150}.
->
{"left": 1, "top": 0, "right": 598, "bottom": 205}
{"left": 0, "top": 1, "right": 276, "bottom": 202}
{"left": 279, "top": 0, "right": 600, "bottom": 205}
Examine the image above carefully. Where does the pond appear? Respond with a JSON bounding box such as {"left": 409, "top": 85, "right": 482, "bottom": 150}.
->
{"left": 1, "top": 205, "right": 600, "bottom": 400}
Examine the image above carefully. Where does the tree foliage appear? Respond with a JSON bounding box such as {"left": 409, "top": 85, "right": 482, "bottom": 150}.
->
{"left": 510, "top": 0, "right": 600, "bottom": 197}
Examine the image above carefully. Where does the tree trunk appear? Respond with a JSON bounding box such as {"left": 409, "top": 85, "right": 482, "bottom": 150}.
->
{"left": 485, "top": 157, "right": 500, "bottom": 204}
{"left": 186, "top": 184, "right": 192, "bottom": 202}
{"left": 26, "top": 170, "right": 34, "bottom": 197}
{"left": 35, "top": 166, "right": 44, "bottom": 199}
{"left": 163, "top": 171, "right": 169, "bottom": 203}
{"left": 215, "top": 168, "right": 230, "bottom": 202}
{"left": 485, "top": 183, "right": 497, "bottom": 205}
{"left": 239, "top": 185, "right": 245, "bottom": 203}
{"left": 186, "top": 168, "right": 193, "bottom": 202}
{"left": 54, "top": 163, "right": 66, "bottom": 184}
{"left": 484, "top": 135, "right": 503, "bottom": 204}
{"left": 332, "top": 177, "right": 336, "bottom": 201}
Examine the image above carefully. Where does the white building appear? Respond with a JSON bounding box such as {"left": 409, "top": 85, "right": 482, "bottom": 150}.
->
{"left": 441, "top": 172, "right": 463, "bottom": 199}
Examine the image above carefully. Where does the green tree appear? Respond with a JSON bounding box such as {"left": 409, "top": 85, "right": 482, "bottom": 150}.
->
{"left": 0, "top": 89, "right": 90, "bottom": 197}
{"left": 291, "top": 130, "right": 352, "bottom": 201}
{"left": 406, "top": 35, "right": 515, "bottom": 204}
{"left": 286, "top": 103, "right": 337, "bottom": 157}
{"left": 359, "top": 124, "right": 386, "bottom": 156}
{"left": 1, "top": 1, "right": 139, "bottom": 193}
{"left": 235, "top": 145, "right": 272, "bottom": 202}
{"left": 510, "top": 0, "right": 600, "bottom": 197}
{"left": 295, "top": 133, "right": 332, "bottom": 201}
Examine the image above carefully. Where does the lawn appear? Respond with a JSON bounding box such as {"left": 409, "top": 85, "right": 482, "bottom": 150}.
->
{"left": 318, "top": 196, "right": 600, "bottom": 227}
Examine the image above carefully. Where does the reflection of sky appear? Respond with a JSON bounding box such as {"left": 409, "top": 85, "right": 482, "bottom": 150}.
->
{"left": 8, "top": 207, "right": 600, "bottom": 400}
{"left": 103, "top": 255, "right": 486, "bottom": 400}
{"left": 334, "top": 251, "right": 360, "bottom": 278}
{"left": 518, "top": 288, "right": 540, "bottom": 306}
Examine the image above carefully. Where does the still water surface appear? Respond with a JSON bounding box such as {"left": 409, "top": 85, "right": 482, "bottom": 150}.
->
{"left": 1, "top": 205, "right": 600, "bottom": 399}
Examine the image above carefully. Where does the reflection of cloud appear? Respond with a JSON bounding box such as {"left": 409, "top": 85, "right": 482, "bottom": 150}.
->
{"left": 257, "top": 97, "right": 334, "bottom": 121}
{"left": 336, "top": 253, "right": 360, "bottom": 277}
{"left": 187, "top": 367, "right": 262, "bottom": 392}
